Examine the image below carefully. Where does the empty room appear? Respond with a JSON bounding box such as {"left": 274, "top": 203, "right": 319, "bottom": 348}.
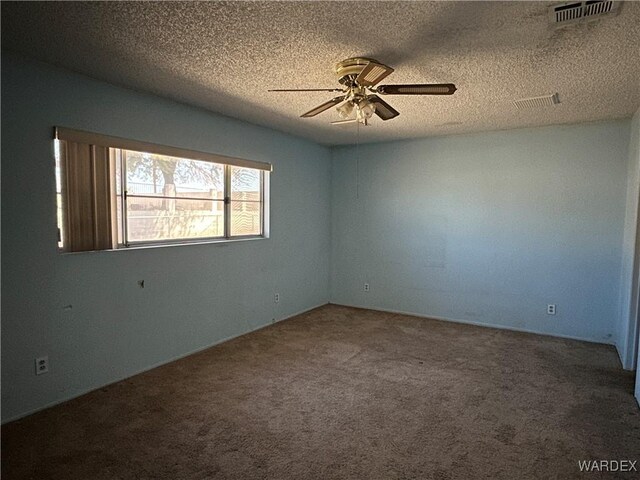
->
{"left": 2, "top": 1, "right": 640, "bottom": 478}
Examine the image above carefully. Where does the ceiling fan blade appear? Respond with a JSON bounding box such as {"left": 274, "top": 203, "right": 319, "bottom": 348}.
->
{"left": 330, "top": 118, "right": 370, "bottom": 126}
{"left": 355, "top": 61, "right": 394, "bottom": 87}
{"left": 269, "top": 88, "right": 344, "bottom": 92}
{"left": 301, "top": 96, "right": 346, "bottom": 118}
{"left": 376, "top": 84, "right": 457, "bottom": 95}
{"left": 368, "top": 95, "right": 400, "bottom": 121}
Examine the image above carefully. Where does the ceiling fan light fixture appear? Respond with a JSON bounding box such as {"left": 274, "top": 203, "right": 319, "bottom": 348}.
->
{"left": 357, "top": 100, "right": 376, "bottom": 120}
{"left": 336, "top": 101, "right": 355, "bottom": 119}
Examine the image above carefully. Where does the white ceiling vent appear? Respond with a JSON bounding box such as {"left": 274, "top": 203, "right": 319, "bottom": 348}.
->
{"left": 550, "top": 1, "right": 620, "bottom": 27}
{"left": 513, "top": 93, "right": 561, "bottom": 110}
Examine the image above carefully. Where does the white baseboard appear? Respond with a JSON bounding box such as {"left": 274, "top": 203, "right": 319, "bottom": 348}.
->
{"left": 330, "top": 302, "right": 615, "bottom": 347}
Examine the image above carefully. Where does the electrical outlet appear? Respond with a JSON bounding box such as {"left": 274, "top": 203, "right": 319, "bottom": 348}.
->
{"left": 274, "top": 293, "right": 280, "bottom": 303}
{"left": 364, "top": 283, "right": 370, "bottom": 292}
{"left": 547, "top": 304, "right": 556, "bottom": 315}
{"left": 35, "top": 356, "right": 49, "bottom": 375}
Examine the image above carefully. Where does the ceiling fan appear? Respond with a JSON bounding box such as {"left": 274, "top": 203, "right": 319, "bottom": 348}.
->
{"left": 269, "top": 57, "right": 457, "bottom": 125}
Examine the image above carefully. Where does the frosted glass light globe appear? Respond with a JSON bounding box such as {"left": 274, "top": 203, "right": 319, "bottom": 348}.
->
{"left": 336, "top": 102, "right": 354, "bottom": 119}
{"left": 357, "top": 100, "right": 376, "bottom": 120}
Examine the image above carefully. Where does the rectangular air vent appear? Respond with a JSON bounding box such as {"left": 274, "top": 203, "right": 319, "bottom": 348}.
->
{"left": 550, "top": 1, "right": 619, "bottom": 26}
{"left": 513, "top": 93, "right": 561, "bottom": 110}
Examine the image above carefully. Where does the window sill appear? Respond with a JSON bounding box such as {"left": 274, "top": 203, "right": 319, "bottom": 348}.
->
{"left": 57, "top": 235, "right": 268, "bottom": 255}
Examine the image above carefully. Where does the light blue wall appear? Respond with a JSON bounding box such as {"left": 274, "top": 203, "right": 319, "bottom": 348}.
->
{"left": 1, "top": 54, "right": 332, "bottom": 422}
{"left": 331, "top": 121, "right": 630, "bottom": 344}
{"left": 619, "top": 108, "right": 640, "bottom": 371}
{"left": 3, "top": 53, "right": 638, "bottom": 422}
{"left": 622, "top": 107, "right": 640, "bottom": 405}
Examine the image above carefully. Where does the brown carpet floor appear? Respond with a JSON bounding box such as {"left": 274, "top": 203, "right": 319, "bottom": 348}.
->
{"left": 2, "top": 304, "right": 640, "bottom": 479}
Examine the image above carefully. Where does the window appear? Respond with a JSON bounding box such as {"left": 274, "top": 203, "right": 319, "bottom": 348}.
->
{"left": 54, "top": 128, "right": 270, "bottom": 252}
{"left": 118, "top": 150, "right": 226, "bottom": 244}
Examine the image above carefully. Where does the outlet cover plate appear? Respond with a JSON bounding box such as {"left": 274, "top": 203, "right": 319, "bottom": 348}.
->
{"left": 35, "top": 356, "right": 49, "bottom": 375}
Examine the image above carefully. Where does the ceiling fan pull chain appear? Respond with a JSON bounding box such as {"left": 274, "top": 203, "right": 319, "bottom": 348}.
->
{"left": 356, "top": 121, "right": 360, "bottom": 200}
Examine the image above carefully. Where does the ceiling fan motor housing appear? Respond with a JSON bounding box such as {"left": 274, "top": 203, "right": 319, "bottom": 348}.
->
{"left": 335, "top": 57, "right": 379, "bottom": 86}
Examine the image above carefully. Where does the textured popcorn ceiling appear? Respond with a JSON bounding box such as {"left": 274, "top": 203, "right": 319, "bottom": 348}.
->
{"left": 2, "top": 1, "right": 639, "bottom": 145}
